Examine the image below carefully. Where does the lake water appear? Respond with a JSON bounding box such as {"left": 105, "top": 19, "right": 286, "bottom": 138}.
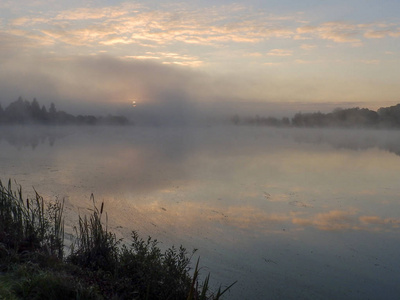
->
{"left": 1, "top": 125, "right": 400, "bottom": 299}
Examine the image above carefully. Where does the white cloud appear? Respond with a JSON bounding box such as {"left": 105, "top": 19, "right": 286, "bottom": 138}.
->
{"left": 5, "top": 2, "right": 298, "bottom": 52}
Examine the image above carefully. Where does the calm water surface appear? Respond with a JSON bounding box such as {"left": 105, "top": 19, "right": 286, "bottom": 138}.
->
{"left": 1, "top": 126, "right": 400, "bottom": 299}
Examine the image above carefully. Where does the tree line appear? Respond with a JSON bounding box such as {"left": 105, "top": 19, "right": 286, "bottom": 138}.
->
{"left": 0, "top": 97, "right": 129, "bottom": 125}
{"left": 231, "top": 104, "right": 400, "bottom": 129}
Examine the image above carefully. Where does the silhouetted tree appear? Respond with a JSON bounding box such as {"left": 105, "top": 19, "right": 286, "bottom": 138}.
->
{"left": 0, "top": 103, "right": 4, "bottom": 124}
{"left": 5, "top": 97, "right": 30, "bottom": 124}
{"left": 291, "top": 107, "right": 379, "bottom": 128}
{"left": 40, "top": 105, "right": 48, "bottom": 122}
{"left": 31, "top": 98, "right": 42, "bottom": 122}
{"left": 281, "top": 117, "right": 290, "bottom": 126}
{"left": 49, "top": 102, "right": 56, "bottom": 114}
{"left": 0, "top": 97, "right": 131, "bottom": 126}
{"left": 377, "top": 104, "right": 400, "bottom": 127}
{"left": 292, "top": 112, "right": 305, "bottom": 127}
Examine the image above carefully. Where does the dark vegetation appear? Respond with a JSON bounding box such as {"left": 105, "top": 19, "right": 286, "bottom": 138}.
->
{"left": 232, "top": 104, "right": 400, "bottom": 128}
{"left": 0, "top": 180, "right": 235, "bottom": 299}
{"left": 0, "top": 97, "right": 129, "bottom": 126}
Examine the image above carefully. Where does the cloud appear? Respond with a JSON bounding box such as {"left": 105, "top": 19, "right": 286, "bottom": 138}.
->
{"left": 53, "top": 3, "right": 141, "bottom": 21}
{"left": 364, "top": 30, "right": 392, "bottom": 39}
{"left": 294, "top": 59, "right": 319, "bottom": 64}
{"left": 5, "top": 2, "right": 298, "bottom": 54}
{"left": 1, "top": 49, "right": 397, "bottom": 120}
{"left": 297, "top": 22, "right": 361, "bottom": 43}
{"left": 0, "top": 53, "right": 288, "bottom": 119}
{"left": 263, "top": 62, "right": 282, "bottom": 66}
{"left": 10, "top": 17, "right": 32, "bottom": 26}
{"left": 300, "top": 44, "right": 316, "bottom": 50}
{"left": 358, "top": 59, "right": 380, "bottom": 65}
{"left": 267, "top": 49, "right": 293, "bottom": 56}
{"left": 124, "top": 51, "right": 203, "bottom": 67}
{"left": 0, "top": 54, "right": 197, "bottom": 110}
{"left": 364, "top": 29, "right": 400, "bottom": 39}
{"left": 359, "top": 216, "right": 386, "bottom": 225}
{"left": 5, "top": 1, "right": 400, "bottom": 60}
{"left": 245, "top": 52, "right": 263, "bottom": 57}
{"left": 296, "top": 21, "right": 400, "bottom": 45}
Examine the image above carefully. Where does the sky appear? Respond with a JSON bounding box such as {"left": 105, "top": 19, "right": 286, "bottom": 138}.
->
{"left": 0, "top": 0, "right": 400, "bottom": 117}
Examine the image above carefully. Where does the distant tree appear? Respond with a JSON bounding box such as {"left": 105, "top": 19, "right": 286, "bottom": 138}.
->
{"left": 103, "top": 115, "right": 129, "bottom": 125}
{"left": 377, "top": 104, "right": 400, "bottom": 127}
{"left": 281, "top": 117, "right": 290, "bottom": 126}
{"left": 0, "top": 97, "right": 130, "bottom": 126}
{"left": 48, "top": 102, "right": 57, "bottom": 123}
{"left": 31, "top": 98, "right": 42, "bottom": 121}
{"left": 231, "top": 114, "right": 240, "bottom": 125}
{"left": 55, "top": 111, "right": 76, "bottom": 124}
{"left": 0, "top": 103, "right": 4, "bottom": 123}
{"left": 328, "top": 107, "right": 378, "bottom": 127}
{"left": 41, "top": 105, "right": 47, "bottom": 114}
{"left": 5, "top": 97, "right": 30, "bottom": 123}
{"left": 49, "top": 102, "right": 57, "bottom": 115}
{"left": 292, "top": 112, "right": 305, "bottom": 127}
{"left": 40, "top": 105, "right": 48, "bottom": 122}
{"left": 263, "top": 116, "right": 279, "bottom": 126}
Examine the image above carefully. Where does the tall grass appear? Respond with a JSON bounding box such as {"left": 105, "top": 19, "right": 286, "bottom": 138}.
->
{"left": 69, "top": 195, "right": 119, "bottom": 272}
{"left": 0, "top": 179, "right": 64, "bottom": 261}
{"left": 0, "top": 180, "right": 235, "bottom": 299}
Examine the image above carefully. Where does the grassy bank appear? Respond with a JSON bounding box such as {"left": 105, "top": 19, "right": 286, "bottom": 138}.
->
{"left": 0, "top": 180, "right": 235, "bottom": 299}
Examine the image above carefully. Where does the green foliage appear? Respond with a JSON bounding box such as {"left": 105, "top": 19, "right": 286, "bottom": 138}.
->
{"left": 0, "top": 264, "right": 101, "bottom": 300}
{"left": 0, "top": 180, "right": 235, "bottom": 299}
{"left": 116, "top": 233, "right": 194, "bottom": 299}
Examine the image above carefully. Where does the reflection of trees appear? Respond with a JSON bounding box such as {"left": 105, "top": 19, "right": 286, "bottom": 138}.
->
{"left": 0, "top": 127, "right": 66, "bottom": 149}
{"left": 292, "top": 129, "right": 400, "bottom": 157}
{"left": 237, "top": 115, "right": 290, "bottom": 127}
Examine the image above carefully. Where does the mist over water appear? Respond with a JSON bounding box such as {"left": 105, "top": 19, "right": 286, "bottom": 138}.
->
{"left": 1, "top": 125, "right": 400, "bottom": 299}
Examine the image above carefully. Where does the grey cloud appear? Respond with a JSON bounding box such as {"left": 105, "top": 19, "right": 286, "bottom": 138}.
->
{"left": 0, "top": 53, "right": 292, "bottom": 122}
{"left": 1, "top": 51, "right": 395, "bottom": 124}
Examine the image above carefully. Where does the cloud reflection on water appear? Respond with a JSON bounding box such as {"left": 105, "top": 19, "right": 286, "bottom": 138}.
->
{"left": 2, "top": 126, "right": 400, "bottom": 300}
{"left": 2, "top": 126, "right": 400, "bottom": 237}
{"left": 131, "top": 199, "right": 400, "bottom": 238}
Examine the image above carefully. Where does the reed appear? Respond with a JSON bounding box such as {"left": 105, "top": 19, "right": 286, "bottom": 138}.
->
{"left": 68, "top": 194, "right": 119, "bottom": 272}
{"left": 0, "top": 180, "right": 64, "bottom": 260}
{"left": 0, "top": 180, "right": 235, "bottom": 299}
